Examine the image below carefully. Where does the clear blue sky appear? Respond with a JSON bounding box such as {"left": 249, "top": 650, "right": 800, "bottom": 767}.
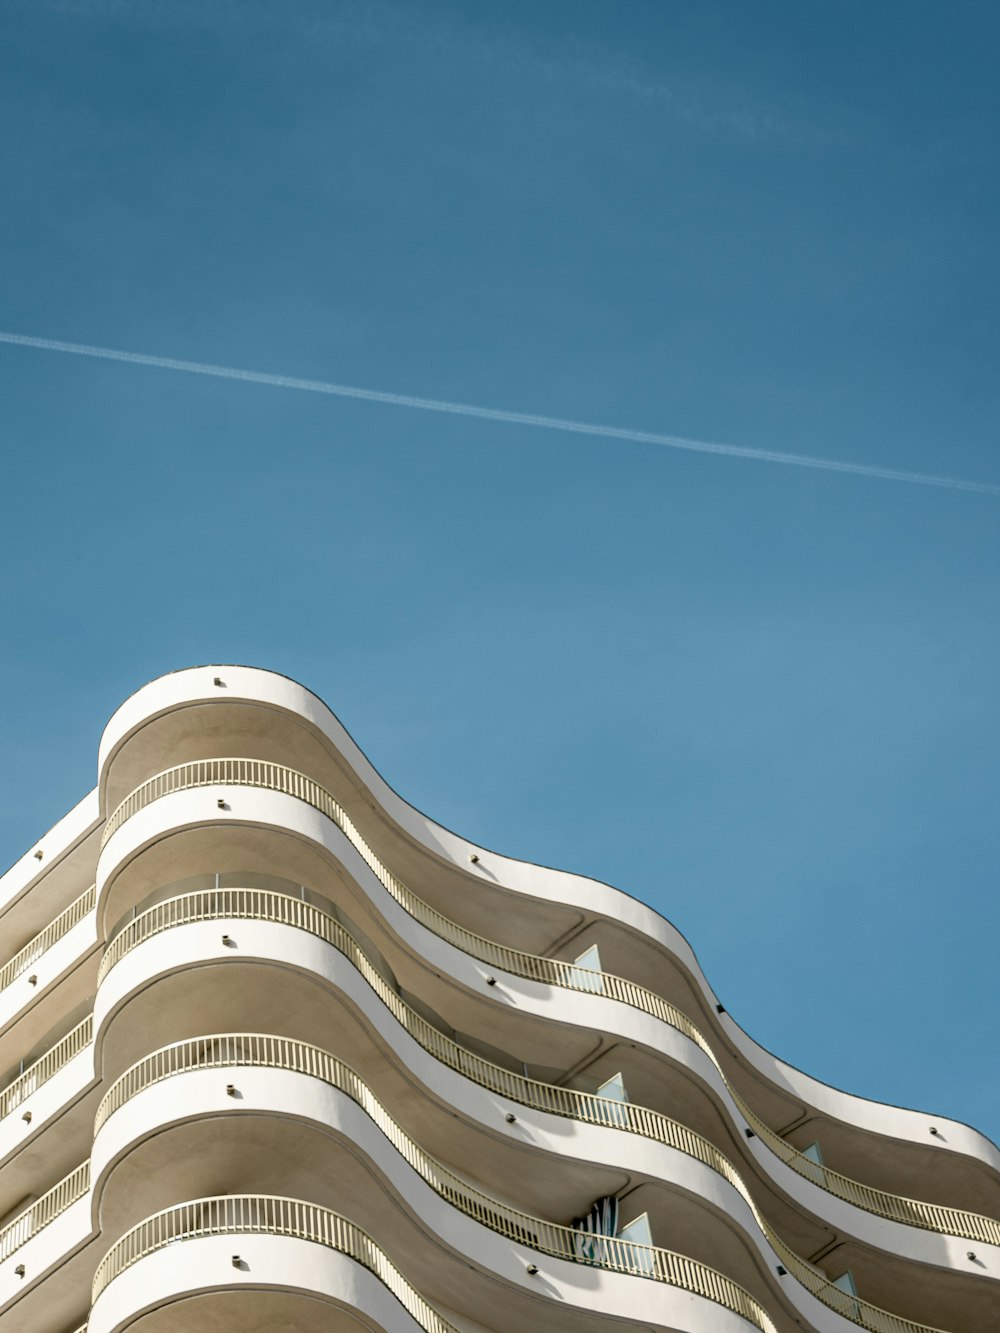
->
{"left": 1, "top": 1, "right": 997, "bottom": 1141}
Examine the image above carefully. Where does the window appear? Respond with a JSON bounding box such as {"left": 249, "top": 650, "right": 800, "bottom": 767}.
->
{"left": 800, "top": 1140, "right": 827, "bottom": 1188}
{"left": 831, "top": 1270, "right": 860, "bottom": 1318}
{"left": 572, "top": 943, "right": 604, "bottom": 994}
{"left": 618, "top": 1212, "right": 655, "bottom": 1276}
{"left": 595, "top": 1071, "right": 629, "bottom": 1127}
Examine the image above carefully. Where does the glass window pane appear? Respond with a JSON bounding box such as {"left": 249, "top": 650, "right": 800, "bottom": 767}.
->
{"left": 596, "top": 1072, "right": 629, "bottom": 1126}
{"left": 572, "top": 944, "right": 604, "bottom": 993}
{"left": 800, "top": 1141, "right": 827, "bottom": 1187}
{"left": 831, "top": 1270, "right": 860, "bottom": 1318}
{"left": 597, "top": 1072, "right": 628, "bottom": 1101}
{"left": 618, "top": 1212, "right": 654, "bottom": 1275}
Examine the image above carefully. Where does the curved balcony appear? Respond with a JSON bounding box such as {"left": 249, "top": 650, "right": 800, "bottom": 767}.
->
{"left": 90, "top": 1196, "right": 457, "bottom": 1333}
{"left": 99, "top": 760, "right": 1000, "bottom": 1252}
{"left": 92, "top": 1037, "right": 782, "bottom": 1333}
{"left": 95, "top": 667, "right": 1000, "bottom": 1188}
{"left": 93, "top": 894, "right": 975, "bottom": 1333}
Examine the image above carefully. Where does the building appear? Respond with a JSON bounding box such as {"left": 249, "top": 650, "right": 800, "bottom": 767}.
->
{"left": 0, "top": 664, "right": 996, "bottom": 1333}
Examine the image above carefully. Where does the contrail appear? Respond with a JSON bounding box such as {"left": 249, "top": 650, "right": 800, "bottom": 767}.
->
{"left": 1, "top": 329, "right": 996, "bottom": 495}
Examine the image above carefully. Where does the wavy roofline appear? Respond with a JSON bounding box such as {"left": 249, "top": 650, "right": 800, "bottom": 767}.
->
{"left": 92, "top": 662, "right": 1000, "bottom": 1163}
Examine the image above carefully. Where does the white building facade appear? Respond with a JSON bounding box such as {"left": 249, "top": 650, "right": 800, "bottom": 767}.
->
{"left": 0, "top": 665, "right": 996, "bottom": 1333}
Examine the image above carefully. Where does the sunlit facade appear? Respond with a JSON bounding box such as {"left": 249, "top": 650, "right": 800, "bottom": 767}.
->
{"left": 0, "top": 665, "right": 996, "bottom": 1332}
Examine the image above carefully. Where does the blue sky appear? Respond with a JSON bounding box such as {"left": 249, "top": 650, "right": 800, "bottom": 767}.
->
{"left": 1, "top": 1, "right": 997, "bottom": 1140}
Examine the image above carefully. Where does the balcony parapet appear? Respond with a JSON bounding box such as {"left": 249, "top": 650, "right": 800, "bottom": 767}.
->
{"left": 94, "top": 1037, "right": 778, "bottom": 1333}
{"left": 95, "top": 905, "right": 961, "bottom": 1333}
{"left": 91, "top": 1194, "right": 460, "bottom": 1331}
{"left": 0, "top": 1016, "right": 93, "bottom": 1122}
{"left": 0, "top": 1160, "right": 89, "bottom": 1264}
{"left": 100, "top": 760, "right": 1000, "bottom": 1250}
{"left": 0, "top": 886, "right": 95, "bottom": 996}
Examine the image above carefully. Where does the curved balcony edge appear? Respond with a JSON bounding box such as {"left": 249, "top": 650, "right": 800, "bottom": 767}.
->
{"left": 89, "top": 1195, "right": 459, "bottom": 1333}
{"left": 96, "top": 782, "right": 1000, "bottom": 1254}
{"left": 94, "top": 665, "right": 1000, "bottom": 1176}
{"left": 92, "top": 1067, "right": 790, "bottom": 1333}
{"left": 94, "top": 883, "right": 999, "bottom": 1283}
{"left": 91, "top": 910, "right": 979, "bottom": 1333}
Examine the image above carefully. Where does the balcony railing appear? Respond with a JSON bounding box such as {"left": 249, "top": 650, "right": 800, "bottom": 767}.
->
{"left": 91, "top": 1194, "right": 461, "bottom": 1330}
{"left": 0, "top": 1161, "right": 89, "bottom": 1263}
{"left": 0, "top": 886, "right": 95, "bottom": 995}
{"left": 98, "top": 893, "right": 952, "bottom": 1333}
{"left": 95, "top": 1036, "right": 778, "bottom": 1332}
{"left": 101, "top": 759, "right": 1000, "bottom": 1250}
{"left": 0, "top": 1015, "right": 93, "bottom": 1120}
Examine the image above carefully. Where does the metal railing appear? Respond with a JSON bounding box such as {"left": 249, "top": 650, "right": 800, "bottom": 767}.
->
{"left": 101, "top": 759, "right": 1000, "bottom": 1250}
{"left": 0, "top": 885, "right": 96, "bottom": 994}
{"left": 0, "top": 1016, "right": 93, "bottom": 1120}
{"left": 95, "top": 1037, "right": 776, "bottom": 1331}
{"left": 91, "top": 1194, "right": 460, "bottom": 1330}
{"left": 98, "top": 898, "right": 953, "bottom": 1333}
{"left": 0, "top": 1161, "right": 89, "bottom": 1263}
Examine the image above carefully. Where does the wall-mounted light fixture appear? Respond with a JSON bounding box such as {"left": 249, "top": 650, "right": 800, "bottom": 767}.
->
{"left": 21, "top": 1111, "right": 31, "bottom": 1124}
{"left": 214, "top": 677, "right": 225, "bottom": 687}
{"left": 14, "top": 1265, "right": 25, "bottom": 1278}
{"left": 217, "top": 799, "right": 227, "bottom": 809}
{"left": 33, "top": 849, "right": 43, "bottom": 861}
{"left": 526, "top": 1264, "right": 538, "bottom": 1275}
{"left": 505, "top": 1113, "right": 516, "bottom": 1123}
{"left": 226, "top": 1084, "right": 237, "bottom": 1097}
{"left": 744, "top": 1128, "right": 755, "bottom": 1139}
{"left": 776, "top": 1265, "right": 787, "bottom": 1277}
{"left": 469, "top": 853, "right": 479, "bottom": 864}
{"left": 716, "top": 1003, "right": 726, "bottom": 1014}
{"left": 231, "top": 1254, "right": 241, "bottom": 1268}
{"left": 28, "top": 975, "right": 38, "bottom": 987}
{"left": 485, "top": 976, "right": 496, "bottom": 986}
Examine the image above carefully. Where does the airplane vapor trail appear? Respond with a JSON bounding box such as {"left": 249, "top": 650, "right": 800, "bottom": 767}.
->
{"left": 0, "top": 330, "right": 996, "bottom": 495}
